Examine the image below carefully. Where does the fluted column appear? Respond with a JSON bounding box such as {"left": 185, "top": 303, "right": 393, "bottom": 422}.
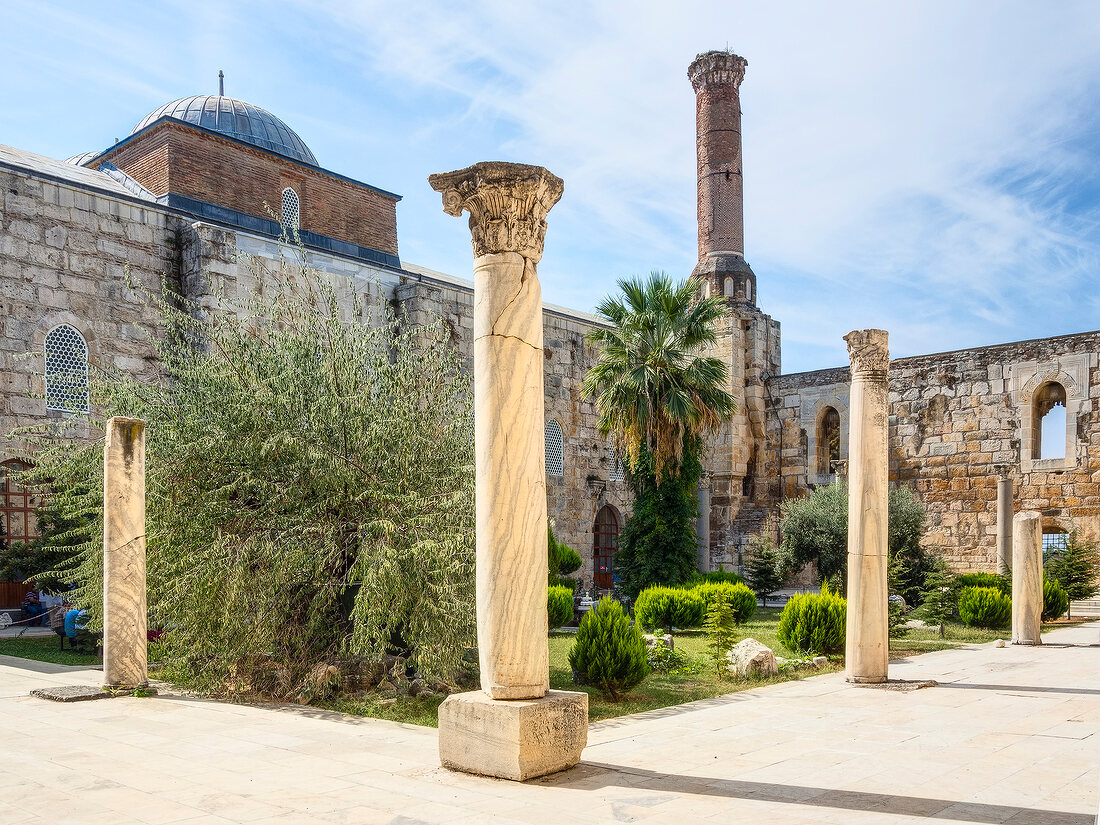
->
{"left": 102, "top": 416, "right": 147, "bottom": 688}
{"left": 844, "top": 330, "right": 890, "bottom": 684}
{"left": 430, "top": 162, "right": 587, "bottom": 781}
{"left": 1011, "top": 512, "right": 1043, "bottom": 646}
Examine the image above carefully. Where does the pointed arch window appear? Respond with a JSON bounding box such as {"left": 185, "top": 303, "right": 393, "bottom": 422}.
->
{"left": 281, "top": 187, "right": 300, "bottom": 230}
{"left": 44, "top": 324, "right": 89, "bottom": 413}
{"left": 545, "top": 420, "right": 564, "bottom": 477}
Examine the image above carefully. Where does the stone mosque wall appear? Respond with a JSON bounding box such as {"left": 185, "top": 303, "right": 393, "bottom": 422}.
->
{"left": 762, "top": 332, "right": 1100, "bottom": 571}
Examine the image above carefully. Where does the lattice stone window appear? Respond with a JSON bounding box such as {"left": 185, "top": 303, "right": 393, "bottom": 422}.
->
{"left": 545, "top": 420, "right": 564, "bottom": 477}
{"left": 44, "top": 324, "right": 89, "bottom": 413}
{"left": 281, "top": 187, "right": 300, "bottom": 230}
{"left": 608, "top": 440, "right": 625, "bottom": 482}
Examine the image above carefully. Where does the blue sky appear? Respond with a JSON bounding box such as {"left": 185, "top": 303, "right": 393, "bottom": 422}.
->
{"left": 2, "top": 1, "right": 1099, "bottom": 373}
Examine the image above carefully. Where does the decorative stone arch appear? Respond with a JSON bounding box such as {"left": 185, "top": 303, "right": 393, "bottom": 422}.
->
{"left": 1011, "top": 355, "right": 1092, "bottom": 473}
{"left": 799, "top": 389, "right": 851, "bottom": 486}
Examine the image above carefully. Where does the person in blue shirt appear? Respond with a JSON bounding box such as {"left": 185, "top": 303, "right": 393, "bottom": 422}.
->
{"left": 63, "top": 607, "right": 97, "bottom": 654}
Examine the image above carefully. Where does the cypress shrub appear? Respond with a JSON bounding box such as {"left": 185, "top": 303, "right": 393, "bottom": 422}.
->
{"left": 692, "top": 582, "right": 757, "bottom": 624}
{"left": 776, "top": 586, "right": 846, "bottom": 655}
{"left": 956, "top": 573, "right": 1010, "bottom": 595}
{"left": 568, "top": 597, "right": 650, "bottom": 701}
{"left": 958, "top": 586, "right": 1011, "bottom": 628}
{"left": 702, "top": 597, "right": 736, "bottom": 677}
{"left": 693, "top": 569, "right": 746, "bottom": 586}
{"left": 634, "top": 586, "right": 705, "bottom": 632}
{"left": 548, "top": 585, "right": 575, "bottom": 630}
{"left": 1042, "top": 578, "right": 1069, "bottom": 622}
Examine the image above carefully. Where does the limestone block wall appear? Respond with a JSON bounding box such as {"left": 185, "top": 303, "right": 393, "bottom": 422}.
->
{"left": 0, "top": 163, "right": 180, "bottom": 457}
{"left": 763, "top": 331, "right": 1100, "bottom": 572}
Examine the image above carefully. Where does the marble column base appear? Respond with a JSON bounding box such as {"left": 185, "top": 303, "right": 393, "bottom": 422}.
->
{"left": 847, "top": 674, "right": 888, "bottom": 684}
{"left": 438, "top": 689, "right": 588, "bottom": 781}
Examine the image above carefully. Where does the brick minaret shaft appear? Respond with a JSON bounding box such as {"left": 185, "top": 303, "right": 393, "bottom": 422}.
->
{"left": 689, "top": 50, "right": 779, "bottom": 572}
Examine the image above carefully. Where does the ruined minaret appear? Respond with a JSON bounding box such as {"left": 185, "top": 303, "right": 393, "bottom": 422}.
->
{"left": 689, "top": 50, "right": 780, "bottom": 570}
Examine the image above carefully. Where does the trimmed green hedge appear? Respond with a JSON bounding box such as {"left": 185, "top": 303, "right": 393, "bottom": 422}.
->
{"left": 634, "top": 586, "right": 705, "bottom": 631}
{"left": 955, "top": 573, "right": 1010, "bottom": 595}
{"left": 776, "top": 587, "right": 846, "bottom": 655}
{"left": 548, "top": 585, "right": 574, "bottom": 630}
{"left": 958, "top": 586, "right": 1011, "bottom": 629}
{"left": 691, "top": 581, "right": 757, "bottom": 625}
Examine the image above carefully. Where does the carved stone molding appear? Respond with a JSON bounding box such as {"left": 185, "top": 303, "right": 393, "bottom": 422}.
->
{"left": 428, "top": 162, "right": 564, "bottom": 262}
{"left": 845, "top": 329, "right": 890, "bottom": 380}
{"left": 688, "top": 51, "right": 748, "bottom": 93}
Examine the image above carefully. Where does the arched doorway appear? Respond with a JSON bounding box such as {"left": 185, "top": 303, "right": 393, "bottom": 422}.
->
{"left": 593, "top": 506, "right": 619, "bottom": 590}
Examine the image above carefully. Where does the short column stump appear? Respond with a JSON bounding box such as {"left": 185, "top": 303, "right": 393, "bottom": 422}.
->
{"left": 438, "top": 689, "right": 588, "bottom": 781}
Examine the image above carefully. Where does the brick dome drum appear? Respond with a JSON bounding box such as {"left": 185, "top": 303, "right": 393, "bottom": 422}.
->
{"left": 131, "top": 95, "right": 318, "bottom": 166}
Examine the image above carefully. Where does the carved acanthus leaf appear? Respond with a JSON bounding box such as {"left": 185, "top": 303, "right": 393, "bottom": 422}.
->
{"left": 844, "top": 329, "right": 890, "bottom": 379}
{"left": 428, "top": 162, "right": 564, "bottom": 262}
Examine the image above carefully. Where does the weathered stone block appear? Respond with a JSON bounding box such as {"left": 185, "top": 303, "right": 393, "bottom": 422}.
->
{"left": 726, "top": 638, "right": 778, "bottom": 678}
{"left": 438, "top": 690, "right": 588, "bottom": 781}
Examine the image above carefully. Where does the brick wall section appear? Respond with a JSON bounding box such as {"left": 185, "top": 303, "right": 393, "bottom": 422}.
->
{"left": 97, "top": 122, "right": 399, "bottom": 256}
{"left": 394, "top": 279, "right": 631, "bottom": 588}
{"left": 0, "top": 166, "right": 178, "bottom": 451}
{"left": 763, "top": 332, "right": 1100, "bottom": 571}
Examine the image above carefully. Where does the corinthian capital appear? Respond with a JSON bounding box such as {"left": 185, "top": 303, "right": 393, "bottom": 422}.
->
{"left": 688, "top": 51, "right": 748, "bottom": 93}
{"left": 428, "top": 162, "right": 564, "bottom": 262}
{"left": 844, "top": 329, "right": 890, "bottom": 380}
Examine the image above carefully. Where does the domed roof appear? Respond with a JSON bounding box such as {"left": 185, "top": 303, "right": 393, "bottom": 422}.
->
{"left": 131, "top": 95, "right": 318, "bottom": 166}
{"left": 65, "top": 151, "right": 103, "bottom": 166}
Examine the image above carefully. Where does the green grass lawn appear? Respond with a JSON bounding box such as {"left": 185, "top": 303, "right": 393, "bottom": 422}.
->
{"left": 0, "top": 635, "right": 100, "bottom": 667}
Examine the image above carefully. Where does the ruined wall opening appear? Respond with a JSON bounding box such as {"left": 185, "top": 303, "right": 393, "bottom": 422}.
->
{"left": 1034, "top": 381, "right": 1067, "bottom": 460}
{"left": 817, "top": 406, "right": 841, "bottom": 476}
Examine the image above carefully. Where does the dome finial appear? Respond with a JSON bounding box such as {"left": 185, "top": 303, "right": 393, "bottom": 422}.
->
{"left": 218, "top": 70, "right": 224, "bottom": 97}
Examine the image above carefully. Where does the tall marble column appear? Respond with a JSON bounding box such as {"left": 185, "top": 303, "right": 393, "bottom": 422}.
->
{"left": 844, "top": 329, "right": 890, "bottom": 684}
{"left": 102, "top": 416, "right": 148, "bottom": 688}
{"left": 429, "top": 162, "right": 587, "bottom": 781}
{"left": 1011, "top": 511, "right": 1043, "bottom": 646}
{"left": 995, "top": 468, "right": 1013, "bottom": 575}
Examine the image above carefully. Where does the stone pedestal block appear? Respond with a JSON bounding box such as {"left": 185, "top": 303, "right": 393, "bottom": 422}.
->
{"left": 1011, "top": 511, "right": 1043, "bottom": 646}
{"left": 102, "top": 416, "right": 147, "bottom": 689}
{"left": 438, "top": 690, "right": 588, "bottom": 781}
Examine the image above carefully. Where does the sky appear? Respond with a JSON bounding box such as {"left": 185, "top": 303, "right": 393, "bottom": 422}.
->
{"left": 2, "top": 1, "right": 1099, "bottom": 373}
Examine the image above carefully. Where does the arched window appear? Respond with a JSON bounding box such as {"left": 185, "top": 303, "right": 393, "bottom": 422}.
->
{"left": 608, "top": 440, "right": 625, "bottom": 483}
{"left": 44, "top": 324, "right": 89, "bottom": 413}
{"left": 545, "top": 420, "right": 564, "bottom": 477}
{"left": 1, "top": 459, "right": 39, "bottom": 546}
{"left": 281, "top": 187, "right": 300, "bottom": 230}
{"left": 745, "top": 279, "right": 752, "bottom": 302}
{"left": 593, "top": 506, "right": 619, "bottom": 590}
{"left": 723, "top": 276, "right": 735, "bottom": 297}
{"left": 817, "top": 406, "right": 841, "bottom": 476}
{"left": 1034, "top": 382, "right": 1067, "bottom": 460}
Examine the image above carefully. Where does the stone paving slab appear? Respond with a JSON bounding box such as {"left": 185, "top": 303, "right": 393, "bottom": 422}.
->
{"left": 0, "top": 623, "right": 1096, "bottom": 824}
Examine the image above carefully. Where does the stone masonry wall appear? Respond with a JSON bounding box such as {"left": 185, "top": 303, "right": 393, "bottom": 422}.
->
{"left": 764, "top": 332, "right": 1100, "bottom": 572}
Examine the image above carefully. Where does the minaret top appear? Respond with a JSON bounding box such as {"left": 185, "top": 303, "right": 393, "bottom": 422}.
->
{"left": 688, "top": 51, "right": 748, "bottom": 94}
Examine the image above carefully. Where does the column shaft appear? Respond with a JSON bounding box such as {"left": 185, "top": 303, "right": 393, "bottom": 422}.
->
{"left": 102, "top": 416, "right": 147, "bottom": 688}
{"left": 1011, "top": 511, "right": 1043, "bottom": 646}
{"left": 473, "top": 251, "right": 548, "bottom": 699}
{"left": 844, "top": 330, "right": 889, "bottom": 684}
{"left": 996, "top": 475, "right": 1013, "bottom": 575}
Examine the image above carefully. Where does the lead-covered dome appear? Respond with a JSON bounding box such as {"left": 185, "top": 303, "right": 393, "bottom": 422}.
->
{"left": 131, "top": 95, "right": 318, "bottom": 166}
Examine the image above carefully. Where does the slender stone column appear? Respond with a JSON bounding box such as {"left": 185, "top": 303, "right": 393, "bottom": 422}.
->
{"left": 429, "top": 162, "right": 587, "bottom": 781}
{"left": 102, "top": 416, "right": 147, "bottom": 688}
{"left": 844, "top": 329, "right": 890, "bottom": 684}
{"left": 995, "top": 468, "right": 1013, "bottom": 575}
{"left": 1011, "top": 511, "right": 1043, "bottom": 646}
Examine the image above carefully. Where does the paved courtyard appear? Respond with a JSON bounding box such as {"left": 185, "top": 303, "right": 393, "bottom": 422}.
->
{"left": 1, "top": 623, "right": 1097, "bottom": 825}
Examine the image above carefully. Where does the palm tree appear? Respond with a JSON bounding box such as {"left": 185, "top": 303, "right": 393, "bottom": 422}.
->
{"left": 583, "top": 271, "right": 734, "bottom": 483}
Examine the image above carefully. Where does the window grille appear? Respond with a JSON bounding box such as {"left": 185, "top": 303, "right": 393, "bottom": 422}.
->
{"left": 281, "top": 187, "right": 300, "bottom": 230}
{"left": 545, "top": 420, "right": 564, "bottom": 477}
{"left": 1042, "top": 531, "right": 1069, "bottom": 561}
{"left": 608, "top": 440, "right": 625, "bottom": 482}
{"left": 44, "top": 324, "right": 89, "bottom": 413}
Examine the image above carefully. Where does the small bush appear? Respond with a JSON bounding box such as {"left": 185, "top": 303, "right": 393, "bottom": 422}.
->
{"left": 691, "top": 569, "right": 746, "bottom": 586}
{"left": 956, "top": 573, "right": 1010, "bottom": 595}
{"left": 568, "top": 597, "right": 650, "bottom": 701}
{"left": 691, "top": 582, "right": 757, "bottom": 624}
{"left": 548, "top": 585, "right": 574, "bottom": 630}
{"left": 1042, "top": 578, "right": 1069, "bottom": 622}
{"left": 634, "top": 586, "right": 705, "bottom": 632}
{"left": 646, "top": 639, "right": 689, "bottom": 673}
{"left": 776, "top": 585, "right": 846, "bottom": 655}
{"left": 958, "top": 586, "right": 1011, "bottom": 629}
